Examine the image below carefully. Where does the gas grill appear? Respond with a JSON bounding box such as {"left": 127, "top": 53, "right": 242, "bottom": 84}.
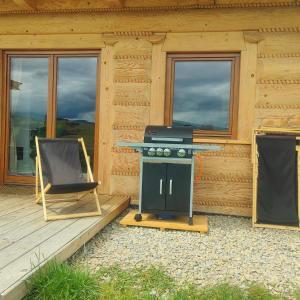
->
{"left": 117, "top": 125, "right": 222, "bottom": 225}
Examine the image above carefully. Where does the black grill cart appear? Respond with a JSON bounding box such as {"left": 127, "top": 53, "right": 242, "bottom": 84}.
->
{"left": 118, "top": 125, "right": 223, "bottom": 225}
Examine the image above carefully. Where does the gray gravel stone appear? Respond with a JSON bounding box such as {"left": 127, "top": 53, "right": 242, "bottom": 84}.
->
{"left": 73, "top": 210, "right": 300, "bottom": 297}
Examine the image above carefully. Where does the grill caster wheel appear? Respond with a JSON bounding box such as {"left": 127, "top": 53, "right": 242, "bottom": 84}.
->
{"left": 188, "top": 217, "right": 193, "bottom": 226}
{"left": 134, "top": 213, "right": 142, "bottom": 222}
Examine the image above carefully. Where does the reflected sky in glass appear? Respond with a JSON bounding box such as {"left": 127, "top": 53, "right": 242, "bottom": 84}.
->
{"left": 9, "top": 57, "right": 48, "bottom": 175}
{"left": 10, "top": 58, "right": 48, "bottom": 120}
{"left": 56, "top": 57, "right": 97, "bottom": 123}
{"left": 56, "top": 57, "right": 98, "bottom": 168}
{"left": 173, "top": 61, "right": 232, "bottom": 131}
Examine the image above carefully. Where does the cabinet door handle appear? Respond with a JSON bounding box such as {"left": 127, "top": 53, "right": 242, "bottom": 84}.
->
{"left": 169, "top": 179, "right": 173, "bottom": 195}
{"left": 159, "top": 179, "right": 163, "bottom": 195}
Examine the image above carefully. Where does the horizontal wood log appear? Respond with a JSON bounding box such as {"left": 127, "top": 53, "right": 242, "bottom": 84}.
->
{"left": 257, "top": 57, "right": 300, "bottom": 81}
{"left": 256, "top": 84, "right": 300, "bottom": 105}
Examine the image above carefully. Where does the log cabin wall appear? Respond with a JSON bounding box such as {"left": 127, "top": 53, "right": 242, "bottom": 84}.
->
{"left": 0, "top": 1, "right": 299, "bottom": 216}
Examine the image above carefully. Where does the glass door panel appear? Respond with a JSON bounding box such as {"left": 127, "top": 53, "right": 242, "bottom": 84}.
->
{"left": 55, "top": 57, "right": 97, "bottom": 171}
{"left": 8, "top": 57, "right": 48, "bottom": 176}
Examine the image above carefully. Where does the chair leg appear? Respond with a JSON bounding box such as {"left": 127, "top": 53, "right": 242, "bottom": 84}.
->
{"left": 93, "top": 188, "right": 102, "bottom": 215}
{"left": 41, "top": 188, "right": 48, "bottom": 221}
{"left": 35, "top": 157, "right": 40, "bottom": 203}
{"left": 36, "top": 193, "right": 42, "bottom": 204}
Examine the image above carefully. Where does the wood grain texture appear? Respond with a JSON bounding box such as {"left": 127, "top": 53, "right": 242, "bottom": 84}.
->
{"left": 0, "top": 1, "right": 299, "bottom": 14}
{"left": 113, "top": 106, "right": 150, "bottom": 127}
{"left": 97, "top": 45, "right": 114, "bottom": 194}
{"left": 120, "top": 210, "right": 208, "bottom": 233}
{"left": 195, "top": 155, "right": 252, "bottom": 178}
{"left": 162, "top": 32, "right": 246, "bottom": 52}
{"left": 257, "top": 57, "right": 300, "bottom": 81}
{"left": 237, "top": 41, "right": 257, "bottom": 141}
{"left": 258, "top": 32, "right": 300, "bottom": 55}
{"left": 111, "top": 175, "right": 139, "bottom": 195}
{"left": 0, "top": 7, "right": 299, "bottom": 34}
{"left": 256, "top": 83, "right": 300, "bottom": 105}
{"left": 0, "top": 34, "right": 104, "bottom": 49}
{"left": 150, "top": 43, "right": 166, "bottom": 125}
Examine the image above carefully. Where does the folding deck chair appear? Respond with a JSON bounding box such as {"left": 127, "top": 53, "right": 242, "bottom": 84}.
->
{"left": 35, "top": 137, "right": 102, "bottom": 221}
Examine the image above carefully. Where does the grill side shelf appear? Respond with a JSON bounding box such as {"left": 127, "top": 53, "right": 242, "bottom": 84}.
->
{"left": 117, "top": 142, "right": 223, "bottom": 152}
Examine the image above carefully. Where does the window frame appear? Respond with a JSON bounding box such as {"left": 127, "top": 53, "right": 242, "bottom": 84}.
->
{"left": 1, "top": 50, "right": 101, "bottom": 185}
{"left": 165, "top": 52, "right": 240, "bottom": 139}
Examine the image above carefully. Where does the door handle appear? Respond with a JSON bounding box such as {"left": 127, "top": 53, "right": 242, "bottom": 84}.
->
{"left": 159, "top": 179, "right": 163, "bottom": 195}
{"left": 169, "top": 179, "right": 173, "bottom": 195}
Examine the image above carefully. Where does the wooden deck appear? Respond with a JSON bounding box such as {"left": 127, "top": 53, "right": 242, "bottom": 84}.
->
{"left": 0, "top": 192, "right": 129, "bottom": 300}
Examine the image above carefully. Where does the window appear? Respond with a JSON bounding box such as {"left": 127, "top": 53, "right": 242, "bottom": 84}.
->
{"left": 2, "top": 51, "right": 100, "bottom": 184}
{"left": 165, "top": 53, "right": 240, "bottom": 138}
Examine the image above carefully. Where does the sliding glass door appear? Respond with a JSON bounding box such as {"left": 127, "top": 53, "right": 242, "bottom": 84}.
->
{"left": 3, "top": 52, "right": 100, "bottom": 184}
{"left": 8, "top": 57, "right": 48, "bottom": 177}
{"left": 56, "top": 57, "right": 98, "bottom": 171}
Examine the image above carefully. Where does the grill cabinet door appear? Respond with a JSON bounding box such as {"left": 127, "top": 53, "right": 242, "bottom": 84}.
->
{"left": 141, "top": 163, "right": 166, "bottom": 211}
{"left": 166, "top": 164, "right": 191, "bottom": 212}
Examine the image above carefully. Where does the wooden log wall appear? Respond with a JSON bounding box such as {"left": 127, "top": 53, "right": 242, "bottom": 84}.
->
{"left": 0, "top": 4, "right": 299, "bottom": 216}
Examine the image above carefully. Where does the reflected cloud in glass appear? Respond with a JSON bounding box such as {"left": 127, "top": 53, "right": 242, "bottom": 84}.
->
{"left": 56, "top": 57, "right": 98, "bottom": 170}
{"left": 9, "top": 57, "right": 48, "bottom": 176}
{"left": 173, "top": 61, "right": 231, "bottom": 131}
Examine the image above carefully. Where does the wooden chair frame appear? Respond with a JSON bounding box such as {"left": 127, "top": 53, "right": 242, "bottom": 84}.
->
{"left": 252, "top": 127, "right": 300, "bottom": 231}
{"left": 35, "top": 137, "right": 102, "bottom": 221}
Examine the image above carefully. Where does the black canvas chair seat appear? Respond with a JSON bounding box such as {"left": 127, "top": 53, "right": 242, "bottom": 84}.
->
{"left": 47, "top": 182, "right": 98, "bottom": 194}
{"left": 35, "top": 137, "right": 102, "bottom": 221}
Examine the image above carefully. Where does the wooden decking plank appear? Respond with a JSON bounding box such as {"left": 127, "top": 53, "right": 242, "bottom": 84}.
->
{"left": 0, "top": 218, "right": 77, "bottom": 270}
{"left": 0, "top": 195, "right": 18, "bottom": 206}
{"left": 0, "top": 194, "right": 109, "bottom": 235}
{"left": 0, "top": 200, "right": 36, "bottom": 217}
{"left": 0, "top": 199, "right": 95, "bottom": 252}
{"left": 0, "top": 196, "right": 26, "bottom": 210}
{"left": 0, "top": 198, "right": 96, "bottom": 255}
{"left": 0, "top": 200, "right": 70, "bottom": 233}
{"left": 0, "top": 198, "right": 90, "bottom": 235}
{"left": 0, "top": 195, "right": 129, "bottom": 300}
{"left": 0, "top": 208, "right": 45, "bottom": 233}
{"left": 0, "top": 205, "right": 42, "bottom": 227}
{"left": 0, "top": 194, "right": 30, "bottom": 204}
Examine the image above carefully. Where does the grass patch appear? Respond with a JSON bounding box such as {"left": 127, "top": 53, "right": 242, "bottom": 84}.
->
{"left": 246, "top": 284, "right": 282, "bottom": 300}
{"left": 24, "top": 261, "right": 100, "bottom": 300}
{"left": 97, "top": 265, "right": 174, "bottom": 299}
{"left": 24, "top": 261, "right": 292, "bottom": 300}
{"left": 294, "top": 288, "right": 300, "bottom": 300}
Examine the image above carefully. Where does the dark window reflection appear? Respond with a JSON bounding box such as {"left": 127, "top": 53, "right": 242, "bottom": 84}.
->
{"left": 173, "top": 61, "right": 232, "bottom": 131}
{"left": 56, "top": 57, "right": 97, "bottom": 171}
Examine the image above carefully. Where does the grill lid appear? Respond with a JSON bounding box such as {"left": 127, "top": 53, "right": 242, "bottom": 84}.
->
{"left": 144, "top": 125, "right": 193, "bottom": 144}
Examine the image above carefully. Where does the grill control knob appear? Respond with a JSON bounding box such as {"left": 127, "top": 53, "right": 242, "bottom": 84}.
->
{"left": 156, "top": 148, "right": 164, "bottom": 156}
{"left": 164, "top": 148, "right": 172, "bottom": 157}
{"left": 148, "top": 148, "right": 156, "bottom": 156}
{"left": 177, "top": 149, "right": 186, "bottom": 158}
{"left": 163, "top": 148, "right": 171, "bottom": 157}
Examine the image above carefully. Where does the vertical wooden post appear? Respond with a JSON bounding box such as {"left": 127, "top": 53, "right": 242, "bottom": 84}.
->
{"left": 252, "top": 130, "right": 258, "bottom": 226}
{"left": 297, "top": 145, "right": 300, "bottom": 227}
{"left": 0, "top": 49, "right": 4, "bottom": 185}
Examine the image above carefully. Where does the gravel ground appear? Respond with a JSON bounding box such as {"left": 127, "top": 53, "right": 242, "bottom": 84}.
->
{"left": 73, "top": 210, "right": 300, "bottom": 297}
